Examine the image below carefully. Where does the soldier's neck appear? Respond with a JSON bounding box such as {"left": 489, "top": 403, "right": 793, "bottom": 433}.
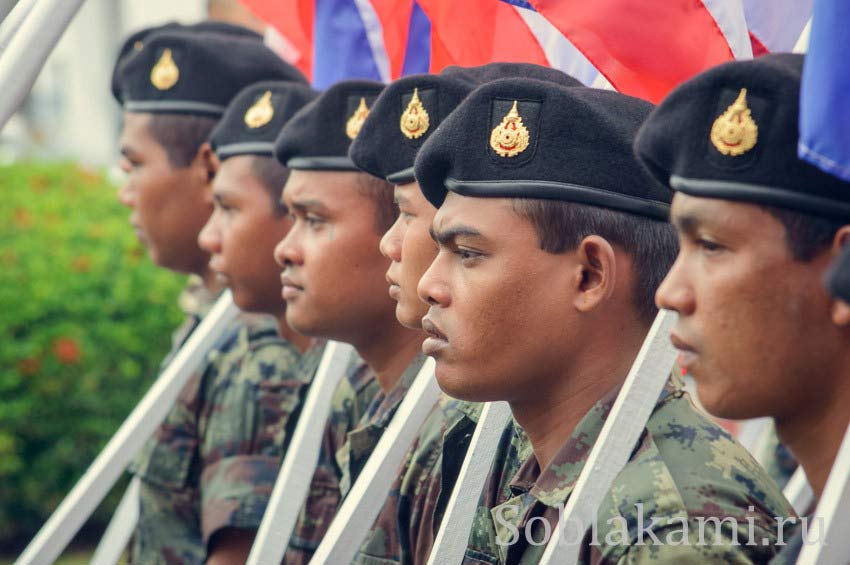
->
{"left": 776, "top": 382, "right": 850, "bottom": 499}
{"left": 511, "top": 322, "right": 647, "bottom": 471}
{"left": 354, "top": 327, "right": 424, "bottom": 393}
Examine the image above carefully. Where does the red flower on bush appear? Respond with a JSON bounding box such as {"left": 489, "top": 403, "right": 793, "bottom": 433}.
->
{"left": 53, "top": 337, "right": 82, "bottom": 364}
{"left": 17, "top": 357, "right": 42, "bottom": 376}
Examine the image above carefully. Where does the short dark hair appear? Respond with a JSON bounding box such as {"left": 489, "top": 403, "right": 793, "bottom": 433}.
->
{"left": 248, "top": 155, "right": 290, "bottom": 216}
{"left": 511, "top": 199, "right": 679, "bottom": 324}
{"left": 356, "top": 173, "right": 398, "bottom": 234}
{"left": 761, "top": 205, "right": 845, "bottom": 261}
{"left": 147, "top": 113, "right": 219, "bottom": 168}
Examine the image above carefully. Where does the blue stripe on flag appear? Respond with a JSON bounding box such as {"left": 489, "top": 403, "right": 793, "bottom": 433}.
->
{"left": 799, "top": 0, "right": 850, "bottom": 182}
{"left": 313, "top": 0, "right": 383, "bottom": 89}
{"left": 499, "top": 0, "right": 536, "bottom": 10}
{"left": 402, "top": 1, "right": 431, "bottom": 76}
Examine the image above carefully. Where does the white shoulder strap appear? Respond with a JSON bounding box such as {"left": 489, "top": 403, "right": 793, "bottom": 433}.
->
{"left": 17, "top": 292, "right": 240, "bottom": 565}
{"left": 246, "top": 341, "right": 355, "bottom": 565}
{"left": 427, "top": 401, "right": 512, "bottom": 565}
{"left": 309, "top": 358, "right": 440, "bottom": 564}
{"left": 796, "top": 423, "right": 850, "bottom": 565}
{"left": 539, "top": 309, "right": 678, "bottom": 565}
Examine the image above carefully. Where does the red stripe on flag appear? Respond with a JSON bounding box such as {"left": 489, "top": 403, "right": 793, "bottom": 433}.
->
{"left": 239, "top": 0, "right": 314, "bottom": 79}
{"left": 528, "top": 0, "right": 736, "bottom": 102}
{"left": 417, "top": 0, "right": 548, "bottom": 72}
{"left": 749, "top": 31, "right": 770, "bottom": 57}
{"left": 369, "top": 0, "right": 416, "bottom": 79}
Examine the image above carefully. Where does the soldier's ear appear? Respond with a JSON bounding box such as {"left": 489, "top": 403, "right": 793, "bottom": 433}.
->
{"left": 191, "top": 142, "right": 218, "bottom": 184}
{"left": 572, "top": 235, "right": 616, "bottom": 314}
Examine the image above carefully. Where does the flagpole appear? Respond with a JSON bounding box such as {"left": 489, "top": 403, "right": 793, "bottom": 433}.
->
{"left": 0, "top": 0, "right": 36, "bottom": 54}
{"left": 0, "top": 0, "right": 86, "bottom": 132}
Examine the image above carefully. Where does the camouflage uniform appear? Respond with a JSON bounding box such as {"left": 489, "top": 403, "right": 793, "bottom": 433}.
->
{"left": 455, "top": 378, "right": 796, "bottom": 564}
{"left": 354, "top": 396, "right": 475, "bottom": 564}
{"left": 130, "top": 281, "right": 315, "bottom": 563}
{"left": 285, "top": 354, "right": 427, "bottom": 564}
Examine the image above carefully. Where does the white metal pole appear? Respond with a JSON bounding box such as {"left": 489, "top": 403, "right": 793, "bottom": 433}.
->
{"left": 426, "top": 401, "right": 512, "bottom": 565}
{"left": 246, "top": 341, "right": 355, "bottom": 565}
{"left": 0, "top": 0, "right": 86, "bottom": 132}
{"left": 539, "top": 310, "right": 679, "bottom": 565}
{"left": 89, "top": 477, "right": 140, "bottom": 565}
{"left": 16, "top": 292, "right": 240, "bottom": 565}
{"left": 308, "top": 358, "right": 440, "bottom": 564}
{"left": 0, "top": 0, "right": 35, "bottom": 54}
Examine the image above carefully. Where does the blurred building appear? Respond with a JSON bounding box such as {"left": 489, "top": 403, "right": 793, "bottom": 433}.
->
{"left": 0, "top": 0, "right": 264, "bottom": 167}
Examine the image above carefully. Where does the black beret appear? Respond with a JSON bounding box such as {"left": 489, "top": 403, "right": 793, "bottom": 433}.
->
{"left": 274, "top": 80, "right": 385, "bottom": 171}
{"left": 827, "top": 245, "right": 850, "bottom": 303}
{"left": 110, "top": 21, "right": 262, "bottom": 100}
{"left": 209, "top": 81, "right": 318, "bottom": 161}
{"left": 349, "top": 63, "right": 582, "bottom": 185}
{"left": 113, "top": 30, "right": 306, "bottom": 117}
{"left": 634, "top": 53, "right": 850, "bottom": 221}
{"left": 414, "top": 78, "right": 669, "bottom": 219}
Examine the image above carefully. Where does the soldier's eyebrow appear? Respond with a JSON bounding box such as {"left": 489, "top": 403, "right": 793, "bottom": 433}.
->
{"left": 429, "top": 224, "right": 482, "bottom": 246}
{"left": 672, "top": 213, "right": 703, "bottom": 238}
{"left": 289, "top": 198, "right": 329, "bottom": 215}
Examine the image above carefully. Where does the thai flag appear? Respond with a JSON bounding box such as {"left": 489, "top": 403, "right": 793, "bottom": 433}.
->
{"left": 743, "top": 0, "right": 813, "bottom": 55}
{"left": 239, "top": 0, "right": 431, "bottom": 88}
{"left": 799, "top": 0, "right": 850, "bottom": 183}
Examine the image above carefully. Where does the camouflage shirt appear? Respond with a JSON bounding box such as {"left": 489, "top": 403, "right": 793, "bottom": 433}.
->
{"left": 354, "top": 395, "right": 474, "bottom": 564}
{"left": 461, "top": 379, "right": 796, "bottom": 564}
{"left": 284, "top": 354, "right": 427, "bottom": 564}
{"left": 131, "top": 286, "right": 313, "bottom": 563}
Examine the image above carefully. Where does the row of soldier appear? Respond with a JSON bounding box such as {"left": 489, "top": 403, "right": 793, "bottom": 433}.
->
{"left": 98, "top": 18, "right": 850, "bottom": 565}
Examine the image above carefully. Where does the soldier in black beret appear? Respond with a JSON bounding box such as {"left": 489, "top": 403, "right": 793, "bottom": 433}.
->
{"left": 413, "top": 78, "right": 792, "bottom": 562}
{"left": 272, "top": 80, "right": 429, "bottom": 563}
{"left": 111, "top": 30, "right": 307, "bottom": 563}
{"left": 636, "top": 53, "right": 850, "bottom": 563}
{"left": 347, "top": 63, "right": 581, "bottom": 563}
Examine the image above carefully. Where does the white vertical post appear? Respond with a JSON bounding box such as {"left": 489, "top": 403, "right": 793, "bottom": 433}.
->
{"left": 308, "top": 359, "right": 440, "bottom": 564}
{"left": 0, "top": 0, "right": 36, "bottom": 53}
{"left": 783, "top": 467, "right": 814, "bottom": 517}
{"left": 427, "top": 401, "right": 512, "bottom": 565}
{"left": 246, "top": 341, "right": 355, "bottom": 565}
{"left": 796, "top": 423, "right": 850, "bottom": 565}
{"left": 16, "top": 293, "right": 240, "bottom": 565}
{"left": 0, "top": 0, "right": 87, "bottom": 131}
{"left": 89, "top": 477, "right": 140, "bottom": 565}
{"left": 539, "top": 310, "right": 679, "bottom": 565}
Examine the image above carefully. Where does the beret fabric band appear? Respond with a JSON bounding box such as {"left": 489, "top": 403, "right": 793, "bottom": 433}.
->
{"left": 210, "top": 81, "right": 318, "bottom": 161}
{"left": 414, "top": 78, "right": 669, "bottom": 219}
{"left": 635, "top": 53, "right": 850, "bottom": 220}
{"left": 349, "top": 63, "right": 582, "bottom": 185}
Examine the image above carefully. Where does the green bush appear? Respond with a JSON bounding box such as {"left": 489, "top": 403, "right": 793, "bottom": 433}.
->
{"left": 0, "top": 162, "right": 187, "bottom": 550}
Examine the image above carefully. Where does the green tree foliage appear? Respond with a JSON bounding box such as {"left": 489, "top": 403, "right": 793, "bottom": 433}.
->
{"left": 0, "top": 162, "right": 186, "bottom": 549}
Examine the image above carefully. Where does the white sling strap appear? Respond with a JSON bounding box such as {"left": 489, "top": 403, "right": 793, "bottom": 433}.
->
{"left": 427, "top": 401, "right": 512, "bottom": 565}
{"left": 783, "top": 466, "right": 814, "bottom": 517}
{"left": 309, "top": 358, "right": 440, "bottom": 564}
{"left": 246, "top": 341, "right": 355, "bottom": 565}
{"left": 16, "top": 292, "right": 239, "bottom": 565}
{"left": 796, "top": 422, "right": 850, "bottom": 565}
{"left": 539, "top": 309, "right": 678, "bottom": 565}
{"left": 89, "top": 477, "right": 140, "bottom": 565}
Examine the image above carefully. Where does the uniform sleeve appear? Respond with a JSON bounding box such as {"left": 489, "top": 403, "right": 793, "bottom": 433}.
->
{"left": 198, "top": 342, "right": 306, "bottom": 547}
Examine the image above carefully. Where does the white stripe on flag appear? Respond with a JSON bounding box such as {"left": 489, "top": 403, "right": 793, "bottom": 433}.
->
{"left": 701, "top": 0, "right": 753, "bottom": 60}
{"left": 744, "top": 0, "right": 813, "bottom": 52}
{"left": 351, "top": 0, "right": 392, "bottom": 83}
{"left": 512, "top": 5, "right": 600, "bottom": 86}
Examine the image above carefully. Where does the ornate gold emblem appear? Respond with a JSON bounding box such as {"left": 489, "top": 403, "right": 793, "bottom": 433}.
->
{"left": 710, "top": 88, "right": 758, "bottom": 156}
{"left": 400, "top": 88, "right": 430, "bottom": 139}
{"left": 151, "top": 48, "right": 179, "bottom": 91}
{"left": 490, "top": 100, "right": 530, "bottom": 158}
{"left": 244, "top": 91, "right": 275, "bottom": 129}
{"left": 346, "top": 97, "right": 370, "bottom": 139}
